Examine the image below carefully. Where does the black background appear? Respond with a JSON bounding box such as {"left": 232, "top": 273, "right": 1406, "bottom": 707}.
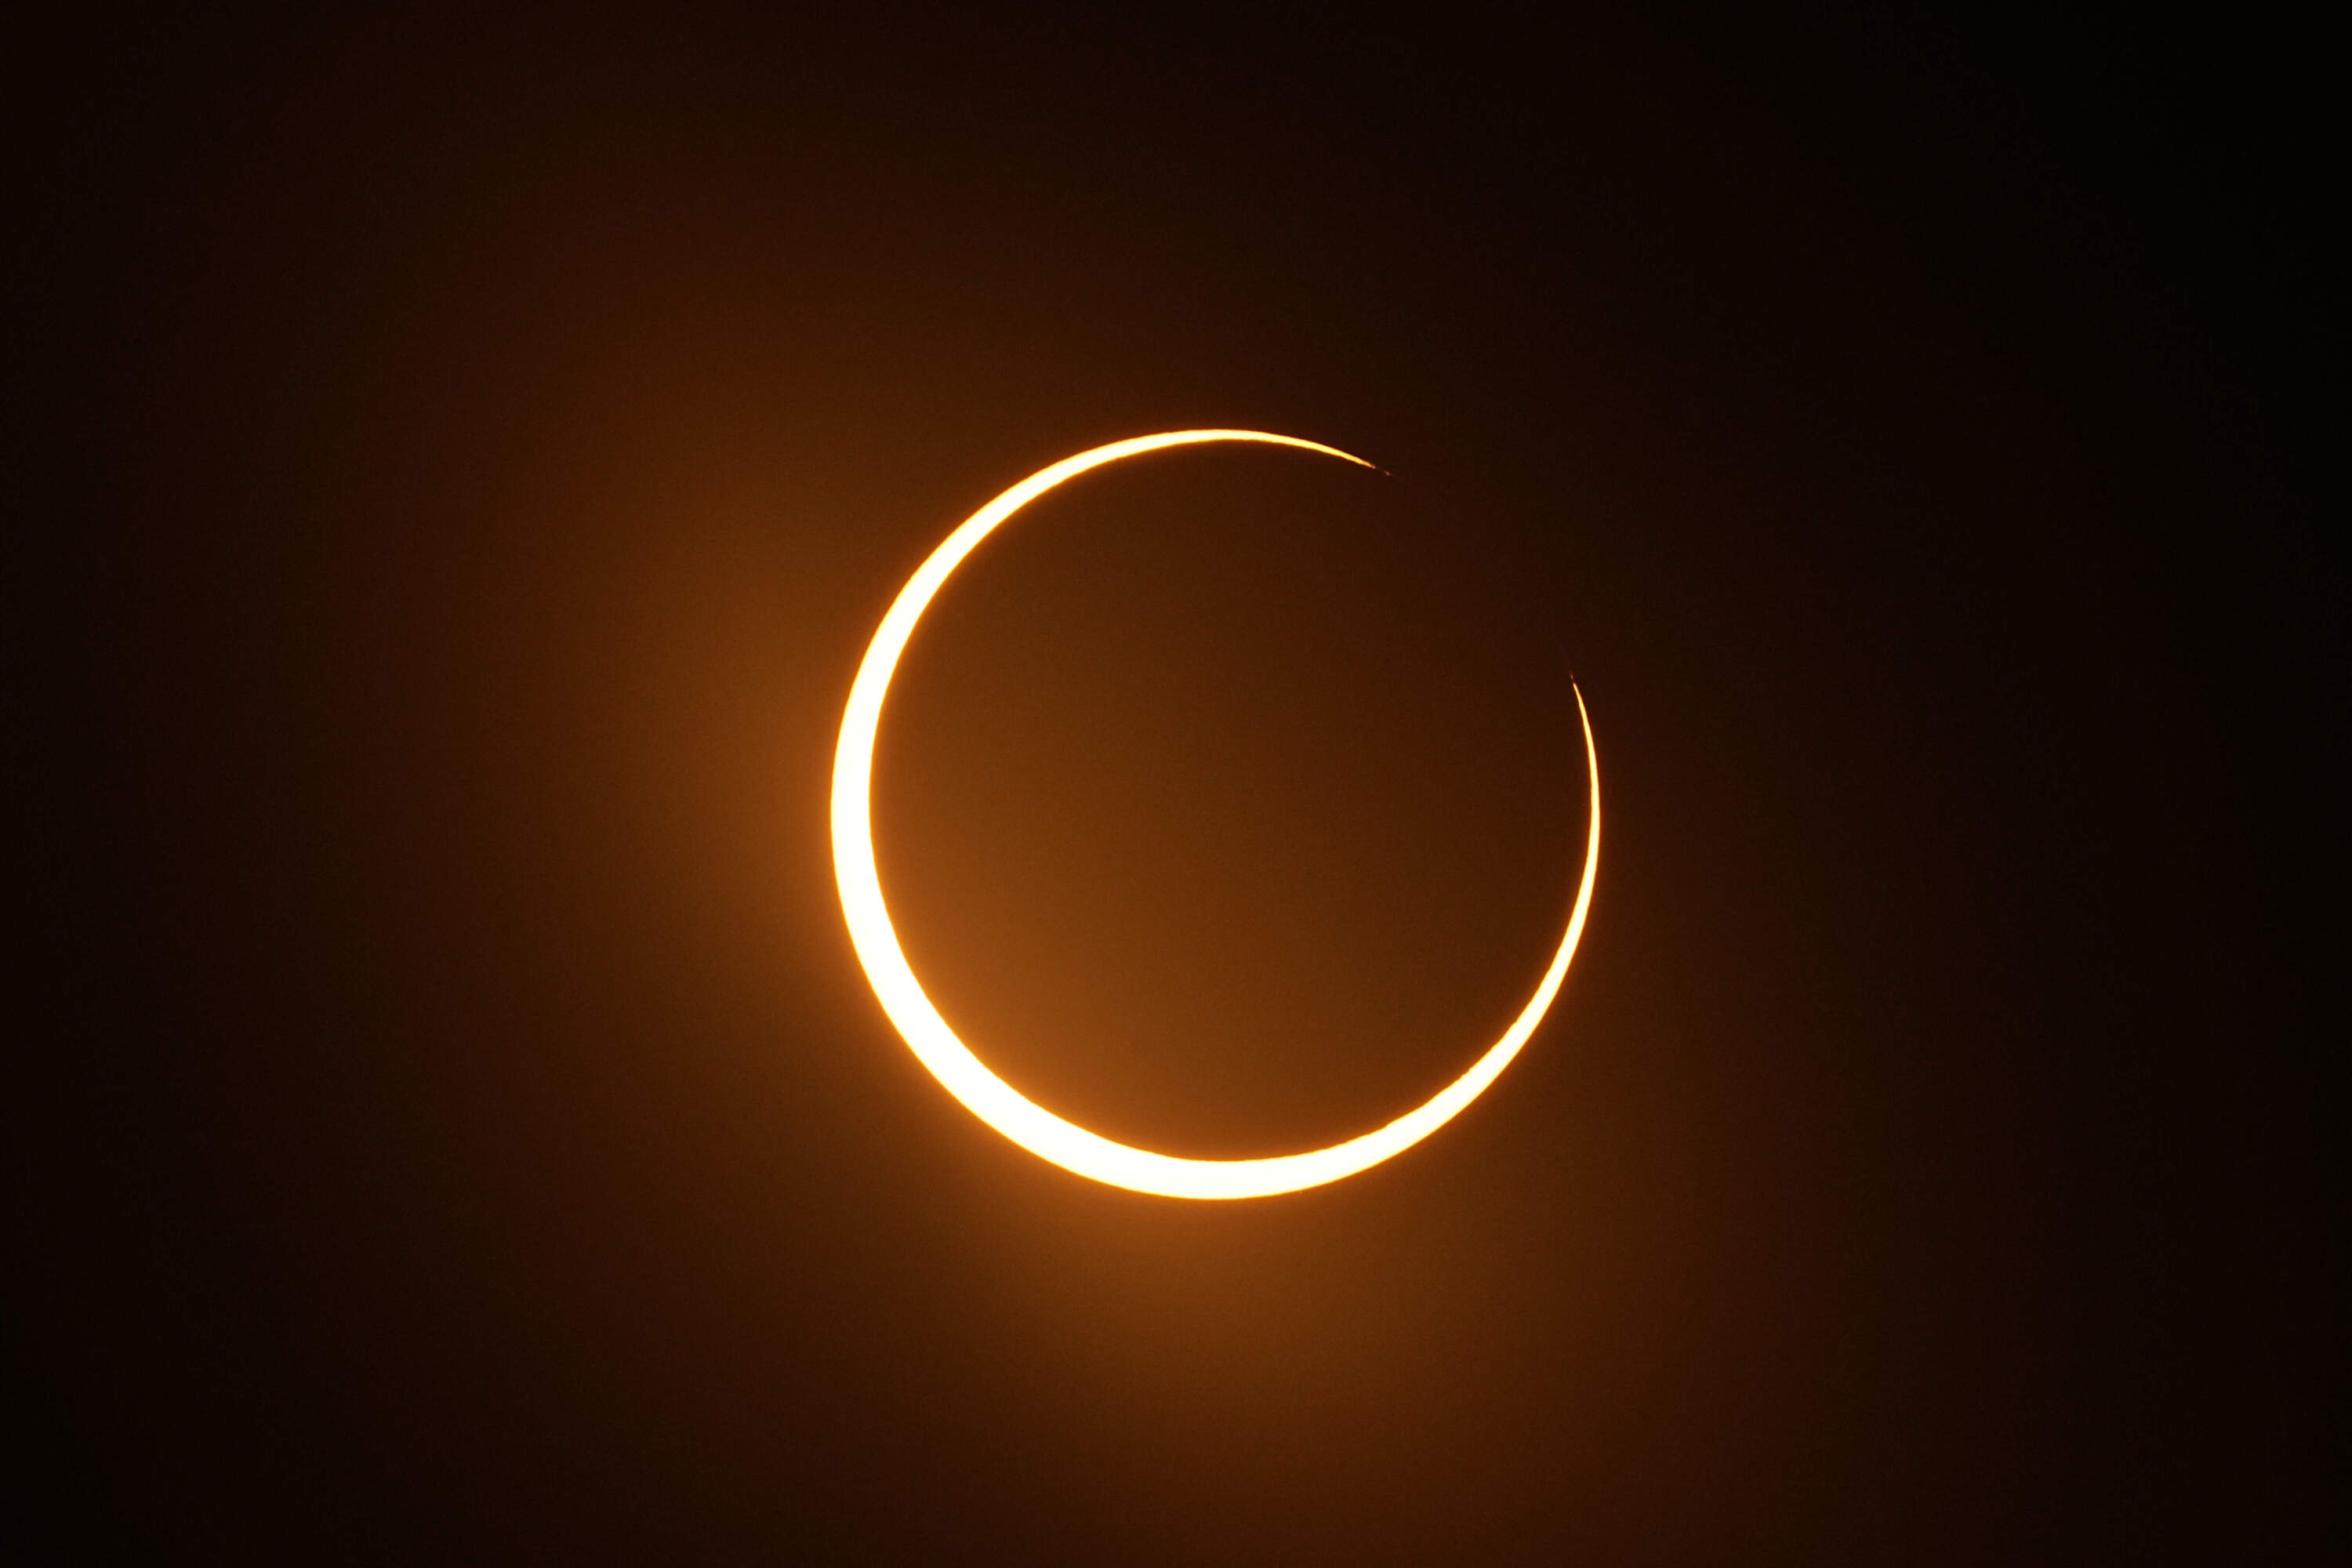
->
{"left": 9, "top": 4, "right": 2333, "bottom": 1563}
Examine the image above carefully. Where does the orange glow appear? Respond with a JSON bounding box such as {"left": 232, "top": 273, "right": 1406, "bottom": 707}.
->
{"left": 831, "top": 430, "right": 1599, "bottom": 1198}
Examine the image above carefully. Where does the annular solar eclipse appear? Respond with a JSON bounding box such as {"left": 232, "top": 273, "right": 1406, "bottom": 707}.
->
{"left": 831, "top": 430, "right": 1600, "bottom": 1199}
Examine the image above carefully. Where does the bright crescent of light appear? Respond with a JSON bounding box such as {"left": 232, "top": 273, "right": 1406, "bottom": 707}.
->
{"left": 830, "top": 430, "right": 1599, "bottom": 1200}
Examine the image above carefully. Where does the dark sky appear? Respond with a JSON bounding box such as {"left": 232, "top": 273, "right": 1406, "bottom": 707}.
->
{"left": 10, "top": 5, "right": 2331, "bottom": 1563}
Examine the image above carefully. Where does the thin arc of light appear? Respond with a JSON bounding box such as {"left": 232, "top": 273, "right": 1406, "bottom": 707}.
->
{"left": 829, "top": 429, "right": 1599, "bottom": 1200}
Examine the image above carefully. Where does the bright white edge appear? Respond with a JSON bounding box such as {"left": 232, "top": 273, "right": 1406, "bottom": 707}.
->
{"left": 829, "top": 429, "right": 1599, "bottom": 1200}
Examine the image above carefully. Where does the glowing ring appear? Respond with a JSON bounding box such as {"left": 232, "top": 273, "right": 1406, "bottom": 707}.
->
{"left": 831, "top": 430, "right": 1599, "bottom": 1199}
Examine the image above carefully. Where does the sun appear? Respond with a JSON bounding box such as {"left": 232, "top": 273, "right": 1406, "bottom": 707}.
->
{"left": 830, "top": 430, "right": 1599, "bottom": 1199}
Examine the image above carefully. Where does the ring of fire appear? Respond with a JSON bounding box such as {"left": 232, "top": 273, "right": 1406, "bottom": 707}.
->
{"left": 829, "top": 430, "right": 1600, "bottom": 1199}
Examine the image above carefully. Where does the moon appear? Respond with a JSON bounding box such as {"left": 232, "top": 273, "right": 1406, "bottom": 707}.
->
{"left": 830, "top": 430, "right": 1600, "bottom": 1199}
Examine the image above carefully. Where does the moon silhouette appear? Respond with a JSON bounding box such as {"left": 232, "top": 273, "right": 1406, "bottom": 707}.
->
{"left": 830, "top": 430, "right": 1599, "bottom": 1199}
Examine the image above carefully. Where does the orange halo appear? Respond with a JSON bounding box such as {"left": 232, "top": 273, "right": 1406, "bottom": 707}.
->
{"left": 829, "top": 430, "right": 1599, "bottom": 1198}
